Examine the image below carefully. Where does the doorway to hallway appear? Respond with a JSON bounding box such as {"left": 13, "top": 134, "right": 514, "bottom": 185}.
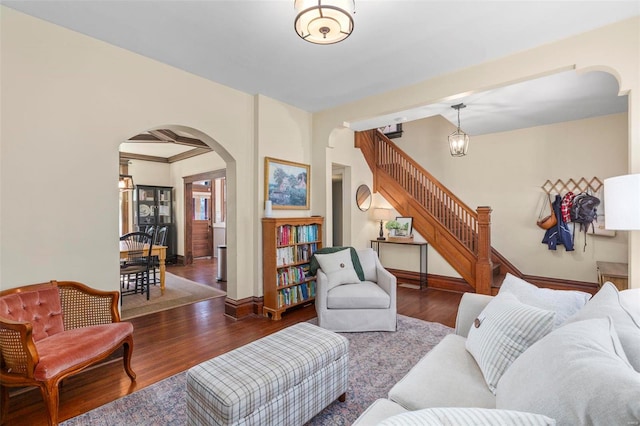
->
{"left": 184, "top": 169, "right": 226, "bottom": 264}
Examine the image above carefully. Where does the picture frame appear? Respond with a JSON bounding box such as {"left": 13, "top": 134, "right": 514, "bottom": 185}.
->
{"left": 264, "top": 157, "right": 310, "bottom": 210}
{"left": 379, "top": 123, "right": 403, "bottom": 139}
{"left": 395, "top": 216, "right": 413, "bottom": 236}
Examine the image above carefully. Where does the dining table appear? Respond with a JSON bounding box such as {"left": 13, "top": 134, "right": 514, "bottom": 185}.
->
{"left": 119, "top": 242, "right": 168, "bottom": 295}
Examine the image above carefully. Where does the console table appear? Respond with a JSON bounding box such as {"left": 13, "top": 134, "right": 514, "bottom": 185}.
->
{"left": 370, "top": 240, "right": 428, "bottom": 289}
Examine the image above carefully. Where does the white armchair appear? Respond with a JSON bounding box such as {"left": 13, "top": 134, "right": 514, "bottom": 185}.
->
{"left": 315, "top": 247, "right": 397, "bottom": 332}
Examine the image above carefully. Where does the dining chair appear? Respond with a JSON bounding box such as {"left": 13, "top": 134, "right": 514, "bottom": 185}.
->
{"left": 148, "top": 226, "right": 168, "bottom": 285}
{"left": 119, "top": 232, "right": 153, "bottom": 300}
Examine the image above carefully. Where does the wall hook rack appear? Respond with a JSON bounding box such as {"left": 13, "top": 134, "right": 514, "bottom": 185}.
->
{"left": 541, "top": 177, "right": 603, "bottom": 195}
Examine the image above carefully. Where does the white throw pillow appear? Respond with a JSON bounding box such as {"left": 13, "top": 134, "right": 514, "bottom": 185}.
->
{"left": 465, "top": 291, "right": 555, "bottom": 394}
{"left": 377, "top": 407, "right": 556, "bottom": 426}
{"left": 565, "top": 282, "right": 640, "bottom": 372}
{"left": 314, "top": 248, "right": 360, "bottom": 291}
{"left": 356, "top": 248, "right": 378, "bottom": 282}
{"left": 497, "top": 317, "right": 640, "bottom": 426}
{"left": 499, "top": 273, "right": 590, "bottom": 327}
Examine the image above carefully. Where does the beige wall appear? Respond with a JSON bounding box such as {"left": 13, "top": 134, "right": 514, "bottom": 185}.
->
{"left": 1, "top": 7, "right": 638, "bottom": 295}
{"left": 255, "top": 95, "right": 314, "bottom": 296}
{"left": 129, "top": 161, "right": 172, "bottom": 188}
{"left": 397, "top": 113, "right": 628, "bottom": 282}
{"left": 0, "top": 8, "right": 260, "bottom": 301}
{"left": 314, "top": 17, "right": 640, "bottom": 288}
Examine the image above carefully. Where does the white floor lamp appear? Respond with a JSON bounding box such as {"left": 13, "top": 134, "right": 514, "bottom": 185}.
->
{"left": 604, "top": 174, "right": 640, "bottom": 230}
{"left": 604, "top": 174, "right": 640, "bottom": 289}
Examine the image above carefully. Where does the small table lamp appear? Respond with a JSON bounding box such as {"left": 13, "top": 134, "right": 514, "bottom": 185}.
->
{"left": 604, "top": 174, "right": 640, "bottom": 230}
{"left": 372, "top": 208, "right": 394, "bottom": 240}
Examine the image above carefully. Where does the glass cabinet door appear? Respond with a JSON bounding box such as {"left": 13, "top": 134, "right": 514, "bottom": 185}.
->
{"left": 157, "top": 187, "right": 172, "bottom": 224}
{"left": 137, "top": 187, "right": 157, "bottom": 225}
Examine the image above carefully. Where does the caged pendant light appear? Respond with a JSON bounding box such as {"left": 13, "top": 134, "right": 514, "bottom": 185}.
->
{"left": 448, "top": 103, "right": 470, "bottom": 157}
{"left": 294, "top": 0, "right": 355, "bottom": 45}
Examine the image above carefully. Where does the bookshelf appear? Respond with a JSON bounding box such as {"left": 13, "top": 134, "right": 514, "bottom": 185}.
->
{"left": 262, "top": 216, "right": 324, "bottom": 320}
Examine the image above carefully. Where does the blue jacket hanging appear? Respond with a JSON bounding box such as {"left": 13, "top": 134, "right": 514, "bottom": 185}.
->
{"left": 542, "top": 194, "right": 574, "bottom": 251}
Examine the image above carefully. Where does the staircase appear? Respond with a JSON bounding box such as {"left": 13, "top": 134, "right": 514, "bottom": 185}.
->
{"left": 356, "top": 129, "right": 519, "bottom": 294}
{"left": 355, "top": 129, "right": 600, "bottom": 295}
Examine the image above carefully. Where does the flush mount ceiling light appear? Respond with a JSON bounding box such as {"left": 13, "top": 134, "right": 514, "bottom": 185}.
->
{"left": 448, "top": 103, "right": 470, "bottom": 157}
{"left": 294, "top": 0, "right": 355, "bottom": 45}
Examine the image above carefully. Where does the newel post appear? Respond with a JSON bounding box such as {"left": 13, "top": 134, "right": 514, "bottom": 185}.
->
{"left": 475, "top": 206, "right": 493, "bottom": 295}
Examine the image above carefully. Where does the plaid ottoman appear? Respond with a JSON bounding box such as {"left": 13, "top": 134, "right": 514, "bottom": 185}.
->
{"left": 186, "top": 322, "right": 349, "bottom": 426}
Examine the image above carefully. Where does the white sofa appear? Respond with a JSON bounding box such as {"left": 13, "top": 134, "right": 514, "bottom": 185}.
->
{"left": 353, "top": 275, "right": 640, "bottom": 425}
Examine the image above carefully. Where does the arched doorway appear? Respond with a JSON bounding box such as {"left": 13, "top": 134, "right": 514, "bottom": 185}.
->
{"left": 118, "top": 125, "right": 237, "bottom": 311}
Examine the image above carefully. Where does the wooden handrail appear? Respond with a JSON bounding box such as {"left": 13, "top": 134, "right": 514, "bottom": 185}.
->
{"left": 356, "top": 129, "right": 493, "bottom": 294}
{"left": 373, "top": 130, "right": 479, "bottom": 253}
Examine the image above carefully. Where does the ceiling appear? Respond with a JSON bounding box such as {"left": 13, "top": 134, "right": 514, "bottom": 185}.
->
{"left": 5, "top": 1, "right": 638, "bottom": 147}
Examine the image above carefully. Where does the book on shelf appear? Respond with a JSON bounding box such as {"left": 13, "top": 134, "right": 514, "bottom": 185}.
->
{"left": 277, "top": 224, "right": 319, "bottom": 246}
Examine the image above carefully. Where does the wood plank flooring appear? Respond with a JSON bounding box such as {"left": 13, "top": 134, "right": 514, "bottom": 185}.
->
{"left": 3, "top": 258, "right": 462, "bottom": 425}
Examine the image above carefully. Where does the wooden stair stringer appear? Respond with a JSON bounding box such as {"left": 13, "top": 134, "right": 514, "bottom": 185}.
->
{"left": 375, "top": 169, "right": 477, "bottom": 287}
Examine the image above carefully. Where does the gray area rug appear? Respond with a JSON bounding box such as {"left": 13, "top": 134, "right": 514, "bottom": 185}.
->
{"left": 121, "top": 272, "right": 226, "bottom": 320}
{"left": 62, "top": 315, "right": 452, "bottom": 425}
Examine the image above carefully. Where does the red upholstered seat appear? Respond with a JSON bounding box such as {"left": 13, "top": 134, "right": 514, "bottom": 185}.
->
{"left": 0, "top": 281, "right": 136, "bottom": 426}
{"left": 34, "top": 322, "right": 134, "bottom": 381}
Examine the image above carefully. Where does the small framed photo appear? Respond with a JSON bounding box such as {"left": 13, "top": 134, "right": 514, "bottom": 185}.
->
{"left": 265, "top": 157, "right": 310, "bottom": 210}
{"left": 395, "top": 216, "right": 413, "bottom": 236}
{"left": 379, "top": 123, "right": 403, "bottom": 139}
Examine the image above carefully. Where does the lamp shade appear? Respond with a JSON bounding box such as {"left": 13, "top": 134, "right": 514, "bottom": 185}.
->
{"left": 372, "top": 207, "right": 394, "bottom": 222}
{"left": 294, "top": 0, "right": 355, "bottom": 45}
{"left": 604, "top": 174, "right": 640, "bottom": 230}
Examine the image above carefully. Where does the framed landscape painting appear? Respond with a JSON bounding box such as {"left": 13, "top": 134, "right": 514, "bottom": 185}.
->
{"left": 265, "top": 157, "right": 310, "bottom": 210}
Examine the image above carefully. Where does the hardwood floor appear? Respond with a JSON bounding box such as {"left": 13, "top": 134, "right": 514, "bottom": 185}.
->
{"left": 3, "top": 258, "right": 462, "bottom": 425}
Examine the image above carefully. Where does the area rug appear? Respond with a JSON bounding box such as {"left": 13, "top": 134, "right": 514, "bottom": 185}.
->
{"left": 121, "top": 272, "right": 226, "bottom": 320}
{"left": 61, "top": 315, "right": 452, "bottom": 425}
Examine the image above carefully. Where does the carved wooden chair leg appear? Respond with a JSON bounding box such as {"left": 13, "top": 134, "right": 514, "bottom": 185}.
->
{"left": 123, "top": 338, "right": 137, "bottom": 381}
{"left": 39, "top": 381, "right": 60, "bottom": 426}
{"left": 1, "top": 385, "right": 9, "bottom": 425}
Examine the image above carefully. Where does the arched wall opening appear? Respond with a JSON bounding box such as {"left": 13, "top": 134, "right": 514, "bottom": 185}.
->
{"left": 139, "top": 124, "right": 237, "bottom": 303}
{"left": 317, "top": 65, "right": 632, "bottom": 285}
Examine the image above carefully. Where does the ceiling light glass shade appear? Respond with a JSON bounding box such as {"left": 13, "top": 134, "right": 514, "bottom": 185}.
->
{"left": 604, "top": 174, "right": 640, "bottom": 230}
{"left": 448, "top": 130, "right": 469, "bottom": 157}
{"left": 119, "top": 174, "right": 135, "bottom": 191}
{"left": 294, "top": 0, "right": 355, "bottom": 45}
{"left": 448, "top": 103, "right": 469, "bottom": 157}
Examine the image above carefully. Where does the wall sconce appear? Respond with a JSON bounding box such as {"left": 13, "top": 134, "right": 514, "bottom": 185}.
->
{"left": 448, "top": 103, "right": 470, "bottom": 157}
{"left": 119, "top": 174, "right": 135, "bottom": 192}
{"left": 604, "top": 174, "right": 640, "bottom": 230}
{"left": 371, "top": 207, "right": 394, "bottom": 240}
